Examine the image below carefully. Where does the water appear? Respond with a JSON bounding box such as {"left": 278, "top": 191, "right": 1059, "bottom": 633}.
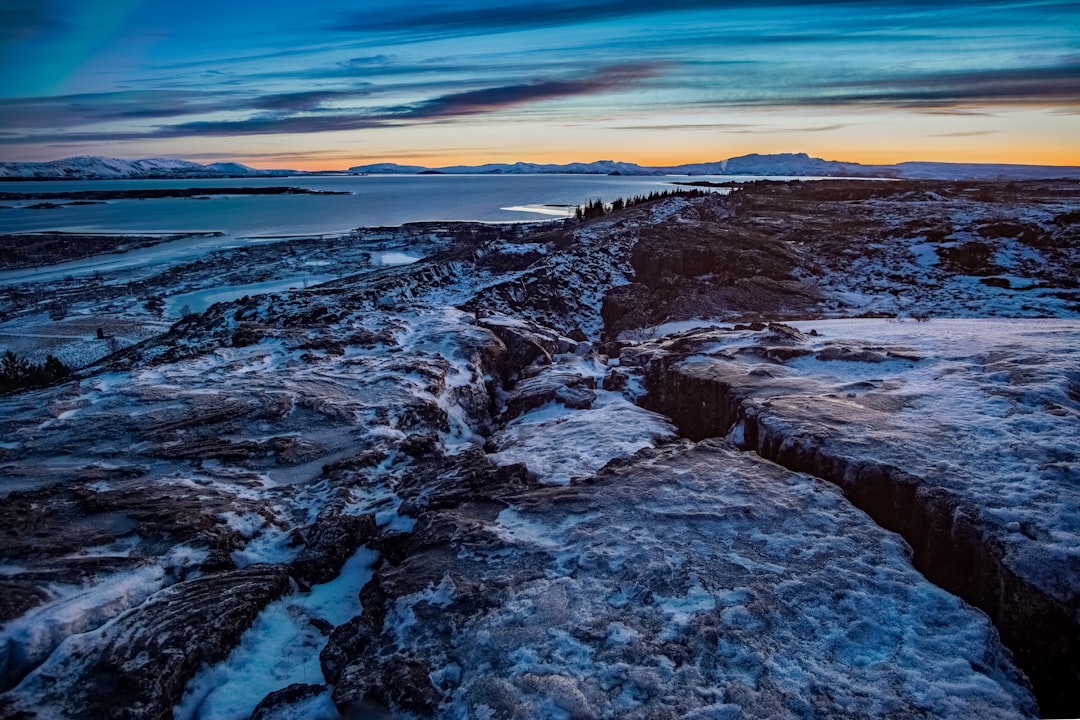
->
{"left": 0, "top": 174, "right": 720, "bottom": 236}
{"left": 0, "top": 174, "right": 815, "bottom": 285}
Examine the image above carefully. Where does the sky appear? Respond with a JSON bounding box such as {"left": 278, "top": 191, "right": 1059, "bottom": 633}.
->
{"left": 0, "top": 0, "right": 1077, "bottom": 169}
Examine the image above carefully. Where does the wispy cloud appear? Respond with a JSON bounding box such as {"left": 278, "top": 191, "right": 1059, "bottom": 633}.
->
{"left": 0, "top": 64, "right": 661, "bottom": 144}
{"left": 333, "top": 0, "right": 1016, "bottom": 38}
{"left": 393, "top": 63, "right": 662, "bottom": 118}
{"left": 930, "top": 130, "right": 996, "bottom": 137}
{"left": 0, "top": 87, "right": 376, "bottom": 130}
{"left": 817, "top": 63, "right": 1080, "bottom": 108}
{"left": 0, "top": 1, "right": 62, "bottom": 42}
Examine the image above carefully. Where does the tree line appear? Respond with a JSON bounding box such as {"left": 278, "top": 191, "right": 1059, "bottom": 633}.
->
{"left": 0, "top": 350, "right": 70, "bottom": 393}
{"left": 574, "top": 188, "right": 708, "bottom": 221}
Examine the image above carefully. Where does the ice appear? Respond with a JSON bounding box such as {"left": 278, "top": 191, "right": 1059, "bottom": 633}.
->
{"left": 419, "top": 442, "right": 1038, "bottom": 718}
{"left": 1, "top": 564, "right": 167, "bottom": 684}
{"left": 165, "top": 274, "right": 339, "bottom": 317}
{"left": 373, "top": 251, "right": 421, "bottom": 265}
{"left": 488, "top": 390, "right": 676, "bottom": 485}
{"left": 648, "top": 318, "right": 1080, "bottom": 601}
{"left": 484, "top": 352, "right": 675, "bottom": 484}
{"left": 500, "top": 204, "right": 577, "bottom": 217}
{"left": 173, "top": 548, "right": 376, "bottom": 720}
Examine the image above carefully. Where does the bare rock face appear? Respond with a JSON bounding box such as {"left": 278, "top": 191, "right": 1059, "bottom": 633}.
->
{"left": 322, "top": 442, "right": 1037, "bottom": 719}
{"left": 393, "top": 447, "right": 533, "bottom": 516}
{"left": 476, "top": 314, "right": 562, "bottom": 381}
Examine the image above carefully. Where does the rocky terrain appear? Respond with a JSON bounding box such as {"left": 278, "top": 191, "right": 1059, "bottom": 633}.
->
{"left": 0, "top": 180, "right": 1077, "bottom": 719}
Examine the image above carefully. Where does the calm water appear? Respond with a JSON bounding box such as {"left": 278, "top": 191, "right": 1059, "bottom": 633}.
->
{"left": 0, "top": 174, "right": 818, "bottom": 284}
{"left": 0, "top": 174, "right": 731, "bottom": 236}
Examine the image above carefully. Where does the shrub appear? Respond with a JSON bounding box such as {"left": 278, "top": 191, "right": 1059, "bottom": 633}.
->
{"left": 0, "top": 350, "right": 71, "bottom": 393}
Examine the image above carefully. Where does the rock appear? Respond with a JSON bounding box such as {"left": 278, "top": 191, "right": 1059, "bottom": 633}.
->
{"left": 632, "top": 320, "right": 1080, "bottom": 716}
{"left": 814, "top": 345, "right": 886, "bottom": 363}
{"left": 476, "top": 314, "right": 559, "bottom": 381}
{"left": 321, "top": 442, "right": 1037, "bottom": 719}
{"left": 250, "top": 683, "right": 328, "bottom": 720}
{"left": 291, "top": 508, "right": 376, "bottom": 586}
{"left": 603, "top": 368, "right": 630, "bottom": 392}
{"left": 395, "top": 447, "right": 532, "bottom": 516}
{"left": 322, "top": 450, "right": 388, "bottom": 476}
{"left": 334, "top": 656, "right": 442, "bottom": 717}
{"left": 231, "top": 323, "right": 267, "bottom": 347}
{"left": 502, "top": 371, "right": 597, "bottom": 421}
{"left": 3, "top": 564, "right": 291, "bottom": 719}
{"left": 400, "top": 432, "right": 439, "bottom": 457}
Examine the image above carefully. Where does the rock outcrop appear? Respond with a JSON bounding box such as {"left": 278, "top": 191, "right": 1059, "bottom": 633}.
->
{"left": 321, "top": 441, "right": 1037, "bottom": 718}
{"left": 623, "top": 319, "right": 1080, "bottom": 716}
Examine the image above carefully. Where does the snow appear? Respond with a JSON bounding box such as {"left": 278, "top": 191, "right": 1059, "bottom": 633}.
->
{"left": 420, "top": 442, "right": 1037, "bottom": 718}
{"left": 0, "top": 564, "right": 168, "bottom": 685}
{"left": 500, "top": 204, "right": 577, "bottom": 218}
{"left": 173, "top": 547, "right": 376, "bottom": 720}
{"left": 487, "top": 389, "right": 676, "bottom": 485}
{"left": 646, "top": 318, "right": 1080, "bottom": 602}
{"left": 165, "top": 274, "right": 339, "bottom": 317}
{"left": 0, "top": 156, "right": 287, "bottom": 180}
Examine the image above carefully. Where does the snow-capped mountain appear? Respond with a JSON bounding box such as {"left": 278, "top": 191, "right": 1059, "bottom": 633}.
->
{"left": 0, "top": 156, "right": 297, "bottom": 180}
{"left": 4, "top": 153, "right": 1079, "bottom": 181}
{"left": 348, "top": 152, "right": 1080, "bottom": 179}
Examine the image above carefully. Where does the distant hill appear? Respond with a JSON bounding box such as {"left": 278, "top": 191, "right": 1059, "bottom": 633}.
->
{"left": 348, "top": 153, "right": 1080, "bottom": 180}
{"left": 3, "top": 153, "right": 1078, "bottom": 181}
{"left": 0, "top": 156, "right": 297, "bottom": 180}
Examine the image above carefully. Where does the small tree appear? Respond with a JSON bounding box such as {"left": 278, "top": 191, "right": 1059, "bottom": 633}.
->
{"left": 0, "top": 351, "right": 70, "bottom": 393}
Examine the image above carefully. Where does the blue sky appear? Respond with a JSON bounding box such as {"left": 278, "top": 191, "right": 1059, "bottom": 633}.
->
{"left": 1, "top": 0, "right": 1077, "bottom": 167}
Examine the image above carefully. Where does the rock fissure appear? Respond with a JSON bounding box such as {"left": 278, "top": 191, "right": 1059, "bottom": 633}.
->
{"left": 632, "top": 338, "right": 1078, "bottom": 716}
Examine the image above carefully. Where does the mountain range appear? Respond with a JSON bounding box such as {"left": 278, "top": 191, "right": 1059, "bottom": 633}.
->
{"left": 3, "top": 152, "right": 1079, "bottom": 181}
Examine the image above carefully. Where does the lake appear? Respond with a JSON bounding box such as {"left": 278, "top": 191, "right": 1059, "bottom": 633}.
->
{"left": 0, "top": 174, "right": 734, "bottom": 236}
{"left": 0, "top": 173, "right": 818, "bottom": 285}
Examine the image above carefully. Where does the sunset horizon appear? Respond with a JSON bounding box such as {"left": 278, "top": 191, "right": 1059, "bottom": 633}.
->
{"left": 11, "top": 147, "right": 1080, "bottom": 173}
{"left": 2, "top": 1, "right": 1076, "bottom": 170}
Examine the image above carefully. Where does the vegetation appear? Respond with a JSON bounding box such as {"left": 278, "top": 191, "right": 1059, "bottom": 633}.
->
{"left": 0, "top": 350, "right": 71, "bottom": 393}
{"left": 574, "top": 188, "right": 709, "bottom": 221}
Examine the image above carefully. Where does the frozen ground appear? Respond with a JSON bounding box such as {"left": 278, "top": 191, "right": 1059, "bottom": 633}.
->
{"left": 631, "top": 318, "right": 1080, "bottom": 603}
{"left": 622, "top": 316, "right": 1080, "bottom": 712}
{"left": 1, "top": 183, "right": 1076, "bottom": 718}
{"left": 334, "top": 441, "right": 1036, "bottom": 718}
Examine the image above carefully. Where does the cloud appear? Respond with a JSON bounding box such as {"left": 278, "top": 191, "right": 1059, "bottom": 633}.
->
{"left": 816, "top": 63, "right": 1080, "bottom": 108}
{"left": 0, "top": 1, "right": 62, "bottom": 42}
{"left": 930, "top": 130, "right": 996, "bottom": 137}
{"left": 0, "top": 87, "right": 375, "bottom": 131}
{"left": 249, "top": 89, "right": 372, "bottom": 112}
{"left": 332, "top": 0, "right": 1008, "bottom": 38}
{"left": 611, "top": 123, "right": 755, "bottom": 130}
{"left": 0, "top": 64, "right": 660, "bottom": 144}
{"left": 393, "top": 63, "right": 662, "bottom": 119}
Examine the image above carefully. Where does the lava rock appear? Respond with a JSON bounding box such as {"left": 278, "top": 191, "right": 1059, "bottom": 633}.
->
{"left": 291, "top": 508, "right": 377, "bottom": 586}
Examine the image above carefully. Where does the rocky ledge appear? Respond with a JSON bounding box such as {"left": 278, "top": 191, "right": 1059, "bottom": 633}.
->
{"left": 0, "top": 180, "right": 1077, "bottom": 719}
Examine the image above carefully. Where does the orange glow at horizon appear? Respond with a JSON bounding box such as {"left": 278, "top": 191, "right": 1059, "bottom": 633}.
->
{"left": 225, "top": 143, "right": 1080, "bottom": 172}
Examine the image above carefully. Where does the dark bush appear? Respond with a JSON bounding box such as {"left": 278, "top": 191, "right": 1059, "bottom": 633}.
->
{"left": 0, "top": 350, "right": 71, "bottom": 393}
